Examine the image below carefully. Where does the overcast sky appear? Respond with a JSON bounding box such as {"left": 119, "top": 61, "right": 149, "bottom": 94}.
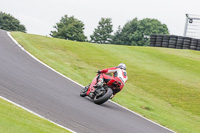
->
{"left": 1, "top": 0, "right": 200, "bottom": 38}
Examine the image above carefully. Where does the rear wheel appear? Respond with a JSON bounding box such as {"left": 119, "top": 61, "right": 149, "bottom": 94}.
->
{"left": 94, "top": 88, "right": 113, "bottom": 105}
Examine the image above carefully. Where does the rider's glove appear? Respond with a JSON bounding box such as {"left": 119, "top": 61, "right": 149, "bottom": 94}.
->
{"left": 97, "top": 70, "right": 101, "bottom": 74}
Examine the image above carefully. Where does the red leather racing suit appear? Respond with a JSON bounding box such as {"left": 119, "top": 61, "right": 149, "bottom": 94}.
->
{"left": 98, "top": 67, "right": 128, "bottom": 96}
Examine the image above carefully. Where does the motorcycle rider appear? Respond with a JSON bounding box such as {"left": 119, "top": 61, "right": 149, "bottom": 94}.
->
{"left": 84, "top": 63, "right": 128, "bottom": 99}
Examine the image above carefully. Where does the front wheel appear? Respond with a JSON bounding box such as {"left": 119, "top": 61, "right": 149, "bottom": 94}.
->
{"left": 80, "top": 87, "right": 87, "bottom": 97}
{"left": 94, "top": 88, "right": 113, "bottom": 105}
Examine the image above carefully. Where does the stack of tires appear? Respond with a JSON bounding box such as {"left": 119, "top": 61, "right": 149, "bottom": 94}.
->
{"left": 168, "top": 35, "right": 177, "bottom": 48}
{"left": 150, "top": 35, "right": 156, "bottom": 46}
{"left": 162, "top": 35, "right": 170, "bottom": 47}
{"left": 190, "top": 38, "right": 198, "bottom": 50}
{"left": 176, "top": 36, "right": 184, "bottom": 49}
{"left": 183, "top": 37, "right": 191, "bottom": 49}
{"left": 149, "top": 34, "right": 200, "bottom": 51}
{"left": 197, "top": 40, "right": 200, "bottom": 51}
{"left": 155, "top": 35, "right": 163, "bottom": 47}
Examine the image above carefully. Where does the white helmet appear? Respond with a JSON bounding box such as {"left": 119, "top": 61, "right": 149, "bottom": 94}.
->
{"left": 118, "top": 63, "right": 126, "bottom": 70}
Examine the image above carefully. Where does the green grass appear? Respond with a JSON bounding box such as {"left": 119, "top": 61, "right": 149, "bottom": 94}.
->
{"left": 10, "top": 32, "right": 200, "bottom": 133}
{"left": 0, "top": 98, "right": 71, "bottom": 133}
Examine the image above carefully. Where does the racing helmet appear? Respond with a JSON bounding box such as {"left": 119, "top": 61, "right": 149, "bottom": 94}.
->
{"left": 118, "top": 63, "right": 126, "bottom": 70}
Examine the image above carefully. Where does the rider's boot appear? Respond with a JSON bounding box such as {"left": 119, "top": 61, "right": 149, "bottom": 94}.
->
{"left": 94, "top": 78, "right": 104, "bottom": 88}
{"left": 83, "top": 84, "right": 90, "bottom": 92}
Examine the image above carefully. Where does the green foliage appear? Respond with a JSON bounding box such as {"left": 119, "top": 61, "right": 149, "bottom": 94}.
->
{"left": 110, "top": 26, "right": 123, "bottom": 44}
{"left": 112, "top": 18, "right": 169, "bottom": 46}
{"left": 112, "top": 18, "right": 139, "bottom": 45}
{"left": 50, "top": 15, "right": 87, "bottom": 42}
{"left": 0, "top": 12, "right": 26, "bottom": 32}
{"left": 90, "top": 18, "right": 113, "bottom": 44}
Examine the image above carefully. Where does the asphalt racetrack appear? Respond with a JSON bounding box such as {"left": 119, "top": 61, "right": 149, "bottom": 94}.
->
{"left": 0, "top": 29, "right": 174, "bottom": 133}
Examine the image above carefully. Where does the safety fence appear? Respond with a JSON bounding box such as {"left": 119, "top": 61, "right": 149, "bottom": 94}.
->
{"left": 149, "top": 35, "right": 200, "bottom": 51}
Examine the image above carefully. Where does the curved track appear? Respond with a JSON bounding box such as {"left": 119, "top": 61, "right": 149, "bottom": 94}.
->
{"left": 0, "top": 29, "right": 173, "bottom": 133}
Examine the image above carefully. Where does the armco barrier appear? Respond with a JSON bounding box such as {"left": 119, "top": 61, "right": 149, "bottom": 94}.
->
{"left": 150, "top": 35, "right": 200, "bottom": 51}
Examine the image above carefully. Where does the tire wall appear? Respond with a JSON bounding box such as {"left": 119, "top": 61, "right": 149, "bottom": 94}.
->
{"left": 150, "top": 35, "right": 200, "bottom": 51}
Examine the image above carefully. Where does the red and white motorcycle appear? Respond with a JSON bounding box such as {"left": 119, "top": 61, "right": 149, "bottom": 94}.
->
{"left": 80, "top": 74, "right": 120, "bottom": 105}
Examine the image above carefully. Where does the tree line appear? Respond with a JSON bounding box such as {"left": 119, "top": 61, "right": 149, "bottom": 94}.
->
{"left": 0, "top": 12, "right": 169, "bottom": 46}
{"left": 0, "top": 12, "right": 26, "bottom": 32}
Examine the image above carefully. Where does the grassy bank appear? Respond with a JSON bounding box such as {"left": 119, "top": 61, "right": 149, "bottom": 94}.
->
{"left": 11, "top": 32, "right": 200, "bottom": 133}
{"left": 0, "top": 98, "right": 71, "bottom": 133}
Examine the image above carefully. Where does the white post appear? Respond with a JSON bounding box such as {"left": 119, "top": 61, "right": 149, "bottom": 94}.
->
{"left": 183, "top": 14, "right": 189, "bottom": 36}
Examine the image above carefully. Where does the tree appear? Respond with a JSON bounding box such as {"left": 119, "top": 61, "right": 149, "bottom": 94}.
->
{"left": 50, "top": 15, "right": 87, "bottom": 42}
{"left": 112, "top": 18, "right": 139, "bottom": 45}
{"left": 137, "top": 18, "right": 169, "bottom": 46}
{"left": 111, "top": 26, "right": 123, "bottom": 45}
{"left": 90, "top": 18, "right": 113, "bottom": 44}
{"left": 112, "top": 18, "right": 169, "bottom": 46}
{"left": 0, "top": 12, "right": 26, "bottom": 32}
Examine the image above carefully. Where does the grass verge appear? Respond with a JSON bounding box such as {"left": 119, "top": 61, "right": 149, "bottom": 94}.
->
{"left": 10, "top": 32, "right": 200, "bottom": 133}
{"left": 0, "top": 97, "right": 71, "bottom": 133}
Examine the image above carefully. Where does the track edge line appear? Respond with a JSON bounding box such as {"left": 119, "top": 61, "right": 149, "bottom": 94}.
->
{"left": 0, "top": 96, "right": 76, "bottom": 133}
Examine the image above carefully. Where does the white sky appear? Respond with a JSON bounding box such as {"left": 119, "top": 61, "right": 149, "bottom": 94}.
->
{"left": 1, "top": 0, "right": 200, "bottom": 39}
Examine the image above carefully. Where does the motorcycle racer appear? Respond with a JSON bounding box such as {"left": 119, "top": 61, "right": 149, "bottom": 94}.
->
{"left": 84, "top": 63, "right": 128, "bottom": 99}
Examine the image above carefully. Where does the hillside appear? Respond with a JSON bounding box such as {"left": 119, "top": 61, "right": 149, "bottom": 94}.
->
{"left": 11, "top": 32, "right": 200, "bottom": 133}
